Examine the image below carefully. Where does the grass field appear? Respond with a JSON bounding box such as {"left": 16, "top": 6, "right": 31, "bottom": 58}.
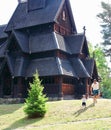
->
{"left": 0, "top": 98, "right": 111, "bottom": 130}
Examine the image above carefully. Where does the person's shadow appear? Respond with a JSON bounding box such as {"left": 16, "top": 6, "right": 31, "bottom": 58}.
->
{"left": 74, "top": 103, "right": 94, "bottom": 117}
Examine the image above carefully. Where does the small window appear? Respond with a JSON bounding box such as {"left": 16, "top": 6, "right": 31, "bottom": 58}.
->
{"left": 62, "top": 10, "right": 66, "bottom": 21}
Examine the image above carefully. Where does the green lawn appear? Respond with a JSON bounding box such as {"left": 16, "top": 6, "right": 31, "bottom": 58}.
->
{"left": 0, "top": 98, "right": 111, "bottom": 130}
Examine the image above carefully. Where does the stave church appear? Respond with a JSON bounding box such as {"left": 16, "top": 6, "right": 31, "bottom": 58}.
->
{"left": 0, "top": 0, "right": 98, "bottom": 99}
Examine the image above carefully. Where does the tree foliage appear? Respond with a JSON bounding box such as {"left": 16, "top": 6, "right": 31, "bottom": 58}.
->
{"left": 92, "top": 45, "right": 109, "bottom": 80}
{"left": 97, "top": 2, "right": 111, "bottom": 56}
{"left": 24, "top": 72, "right": 48, "bottom": 118}
{"left": 88, "top": 43, "right": 111, "bottom": 98}
{"left": 96, "top": 2, "right": 111, "bottom": 98}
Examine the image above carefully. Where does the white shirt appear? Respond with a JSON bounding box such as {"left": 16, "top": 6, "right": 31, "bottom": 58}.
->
{"left": 91, "top": 82, "right": 99, "bottom": 90}
{"left": 82, "top": 97, "right": 86, "bottom": 103}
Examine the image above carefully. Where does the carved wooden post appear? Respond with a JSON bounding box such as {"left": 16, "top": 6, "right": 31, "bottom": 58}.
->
{"left": 0, "top": 76, "right": 3, "bottom": 98}
{"left": 17, "top": 77, "right": 23, "bottom": 98}
{"left": 11, "top": 77, "right": 14, "bottom": 98}
{"left": 58, "top": 76, "right": 63, "bottom": 100}
{"left": 86, "top": 78, "right": 89, "bottom": 98}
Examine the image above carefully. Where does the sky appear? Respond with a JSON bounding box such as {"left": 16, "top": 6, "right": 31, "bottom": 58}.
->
{"left": 0, "top": 0, "right": 110, "bottom": 46}
{"left": 70, "top": 0, "right": 111, "bottom": 46}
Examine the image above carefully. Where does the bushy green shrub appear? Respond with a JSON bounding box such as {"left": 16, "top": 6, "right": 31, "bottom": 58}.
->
{"left": 24, "top": 72, "right": 48, "bottom": 118}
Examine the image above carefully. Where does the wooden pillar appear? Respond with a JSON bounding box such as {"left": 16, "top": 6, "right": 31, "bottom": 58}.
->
{"left": 13, "top": 78, "right": 17, "bottom": 98}
{"left": 17, "top": 77, "right": 23, "bottom": 98}
{"left": 11, "top": 77, "right": 14, "bottom": 98}
{"left": 0, "top": 76, "right": 4, "bottom": 98}
{"left": 58, "top": 76, "right": 63, "bottom": 99}
{"left": 0, "top": 84, "right": 2, "bottom": 97}
{"left": 86, "top": 78, "right": 89, "bottom": 98}
{"left": 0, "top": 76, "right": 3, "bottom": 98}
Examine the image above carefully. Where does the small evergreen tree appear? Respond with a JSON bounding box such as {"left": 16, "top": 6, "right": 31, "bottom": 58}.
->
{"left": 24, "top": 72, "right": 48, "bottom": 118}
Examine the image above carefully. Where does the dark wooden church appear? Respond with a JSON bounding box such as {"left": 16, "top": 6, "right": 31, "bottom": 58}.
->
{"left": 0, "top": 0, "right": 98, "bottom": 99}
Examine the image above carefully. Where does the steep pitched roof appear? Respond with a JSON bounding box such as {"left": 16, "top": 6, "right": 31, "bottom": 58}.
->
{"left": 55, "top": 33, "right": 70, "bottom": 53}
{"left": 0, "top": 59, "right": 6, "bottom": 75}
{"left": 65, "top": 34, "right": 85, "bottom": 54}
{"left": 5, "top": 0, "right": 63, "bottom": 31}
{"left": 6, "top": 31, "right": 88, "bottom": 56}
{"left": 10, "top": 31, "right": 70, "bottom": 53}
{"left": 82, "top": 58, "right": 94, "bottom": 77}
{"left": 5, "top": 0, "right": 76, "bottom": 32}
{"left": 14, "top": 57, "right": 29, "bottom": 77}
{"left": 56, "top": 57, "right": 77, "bottom": 77}
{"left": 6, "top": 55, "right": 29, "bottom": 77}
{"left": 0, "top": 25, "right": 7, "bottom": 39}
{"left": 26, "top": 57, "right": 60, "bottom": 77}
{"left": 82, "top": 58, "right": 98, "bottom": 78}
{"left": 13, "top": 31, "right": 29, "bottom": 53}
{"left": 0, "top": 41, "right": 8, "bottom": 58}
{"left": 6, "top": 55, "right": 15, "bottom": 75}
{"left": 0, "top": 25, "right": 8, "bottom": 58}
{"left": 26, "top": 57, "right": 77, "bottom": 77}
{"left": 71, "top": 57, "right": 90, "bottom": 78}
{"left": 29, "top": 32, "right": 60, "bottom": 53}
{"left": 5, "top": 56, "right": 78, "bottom": 77}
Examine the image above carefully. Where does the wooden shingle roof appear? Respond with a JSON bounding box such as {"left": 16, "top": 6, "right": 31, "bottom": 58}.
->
{"left": 5, "top": 0, "right": 76, "bottom": 32}
{"left": 65, "top": 34, "right": 89, "bottom": 55}
{"left": 0, "top": 25, "right": 7, "bottom": 39}
{"left": 26, "top": 57, "right": 60, "bottom": 77}
{"left": 8, "top": 31, "right": 87, "bottom": 55}
{"left": 82, "top": 58, "right": 98, "bottom": 78}
{"left": 6, "top": 55, "right": 29, "bottom": 77}
{"left": 5, "top": 56, "right": 78, "bottom": 78}
{"left": 0, "top": 42, "right": 8, "bottom": 58}
{"left": 0, "top": 25, "right": 8, "bottom": 58}
{"left": 71, "top": 57, "right": 90, "bottom": 78}
{"left": 6, "top": 55, "right": 93, "bottom": 78}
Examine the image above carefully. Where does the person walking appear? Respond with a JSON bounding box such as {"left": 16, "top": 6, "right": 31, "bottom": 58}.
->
{"left": 91, "top": 79, "right": 100, "bottom": 104}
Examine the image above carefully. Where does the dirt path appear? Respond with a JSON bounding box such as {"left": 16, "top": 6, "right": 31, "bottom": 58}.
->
{"left": 15, "top": 117, "right": 111, "bottom": 130}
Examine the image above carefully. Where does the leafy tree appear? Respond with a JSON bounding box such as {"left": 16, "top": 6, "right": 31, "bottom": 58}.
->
{"left": 93, "top": 45, "right": 108, "bottom": 80}
{"left": 24, "top": 72, "right": 48, "bottom": 118}
{"left": 97, "top": 2, "right": 111, "bottom": 56}
{"left": 97, "top": 2, "right": 111, "bottom": 98}
{"left": 88, "top": 43, "right": 111, "bottom": 98}
{"left": 101, "top": 76, "right": 111, "bottom": 98}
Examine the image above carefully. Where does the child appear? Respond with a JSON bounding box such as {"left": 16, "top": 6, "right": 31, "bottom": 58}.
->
{"left": 81, "top": 95, "right": 86, "bottom": 108}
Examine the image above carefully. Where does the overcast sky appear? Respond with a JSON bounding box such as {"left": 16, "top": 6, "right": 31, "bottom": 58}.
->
{"left": 0, "top": 0, "right": 110, "bottom": 45}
